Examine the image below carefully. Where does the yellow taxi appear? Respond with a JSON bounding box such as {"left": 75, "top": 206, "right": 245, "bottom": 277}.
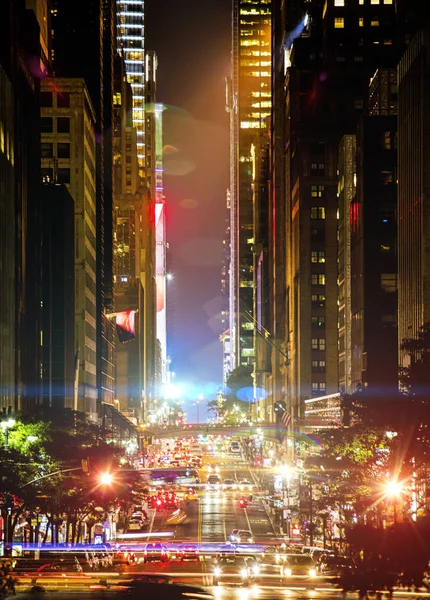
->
{"left": 184, "top": 488, "right": 199, "bottom": 502}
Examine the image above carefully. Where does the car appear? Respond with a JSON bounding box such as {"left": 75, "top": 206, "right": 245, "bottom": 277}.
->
{"left": 213, "top": 555, "right": 251, "bottom": 586}
{"left": 317, "top": 555, "right": 357, "bottom": 578}
{"left": 131, "top": 510, "right": 148, "bottom": 521}
{"left": 184, "top": 489, "right": 198, "bottom": 502}
{"left": 127, "top": 518, "right": 145, "bottom": 531}
{"left": 238, "top": 479, "right": 253, "bottom": 490}
{"left": 143, "top": 543, "right": 170, "bottom": 563}
{"left": 179, "top": 544, "right": 200, "bottom": 561}
{"left": 282, "top": 554, "right": 317, "bottom": 578}
{"left": 228, "top": 529, "right": 254, "bottom": 543}
{"left": 22, "top": 559, "right": 86, "bottom": 576}
{"left": 166, "top": 509, "right": 187, "bottom": 525}
{"left": 222, "top": 478, "right": 236, "bottom": 489}
{"left": 117, "top": 580, "right": 214, "bottom": 600}
{"left": 206, "top": 474, "right": 220, "bottom": 488}
{"left": 230, "top": 441, "right": 241, "bottom": 454}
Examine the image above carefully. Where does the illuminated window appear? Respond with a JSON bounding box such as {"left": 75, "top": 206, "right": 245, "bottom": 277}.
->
{"left": 334, "top": 0, "right": 344, "bottom": 5}
{"left": 312, "top": 339, "right": 318, "bottom": 350}
{"left": 371, "top": 18, "right": 379, "bottom": 26}
{"left": 240, "top": 121, "right": 260, "bottom": 129}
{"left": 370, "top": 0, "right": 379, "bottom": 3}
{"left": 311, "top": 206, "right": 326, "bottom": 219}
{"left": 384, "top": 0, "right": 393, "bottom": 3}
{"left": 359, "top": 0, "right": 364, "bottom": 3}
{"left": 311, "top": 250, "right": 325, "bottom": 263}
{"left": 311, "top": 185, "right": 324, "bottom": 197}
{"left": 241, "top": 348, "right": 255, "bottom": 357}
{"left": 311, "top": 273, "right": 326, "bottom": 286}
{"left": 359, "top": 17, "right": 364, "bottom": 26}
{"left": 334, "top": 17, "right": 344, "bottom": 28}
{"left": 381, "top": 274, "right": 396, "bottom": 292}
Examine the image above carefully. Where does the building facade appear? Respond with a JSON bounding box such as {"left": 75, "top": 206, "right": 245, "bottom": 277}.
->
{"left": 41, "top": 183, "right": 75, "bottom": 410}
{"left": 0, "top": 0, "right": 44, "bottom": 414}
{"left": 40, "top": 78, "right": 98, "bottom": 418}
{"left": 398, "top": 26, "right": 430, "bottom": 368}
{"left": 113, "top": 53, "right": 144, "bottom": 418}
{"left": 228, "top": 0, "right": 272, "bottom": 370}
{"left": 116, "top": 0, "right": 145, "bottom": 173}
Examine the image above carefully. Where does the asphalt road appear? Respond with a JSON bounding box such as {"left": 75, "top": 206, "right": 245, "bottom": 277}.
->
{"left": 148, "top": 455, "right": 276, "bottom": 544}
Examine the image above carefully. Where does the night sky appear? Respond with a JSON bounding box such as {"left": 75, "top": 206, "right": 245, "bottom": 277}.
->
{"left": 145, "top": 0, "right": 232, "bottom": 409}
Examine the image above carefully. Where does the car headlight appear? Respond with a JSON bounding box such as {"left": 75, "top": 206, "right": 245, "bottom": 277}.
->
{"left": 240, "top": 569, "right": 248, "bottom": 579}
{"left": 252, "top": 565, "right": 260, "bottom": 575}
{"left": 284, "top": 568, "right": 292, "bottom": 577}
{"left": 309, "top": 569, "right": 317, "bottom": 578}
{"left": 214, "top": 567, "right": 221, "bottom": 576}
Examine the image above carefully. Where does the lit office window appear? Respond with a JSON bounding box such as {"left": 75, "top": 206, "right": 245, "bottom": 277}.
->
{"left": 334, "top": 0, "right": 344, "bottom": 5}
{"left": 334, "top": 17, "right": 345, "bottom": 28}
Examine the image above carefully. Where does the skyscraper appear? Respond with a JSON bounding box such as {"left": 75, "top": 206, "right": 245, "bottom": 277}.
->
{"left": 0, "top": 0, "right": 44, "bottom": 414}
{"left": 116, "top": 0, "right": 145, "bottom": 173}
{"left": 283, "top": 0, "right": 399, "bottom": 435}
{"left": 40, "top": 78, "right": 98, "bottom": 418}
{"left": 228, "top": 0, "right": 272, "bottom": 370}
{"left": 398, "top": 24, "right": 430, "bottom": 367}
{"left": 51, "top": 0, "right": 117, "bottom": 412}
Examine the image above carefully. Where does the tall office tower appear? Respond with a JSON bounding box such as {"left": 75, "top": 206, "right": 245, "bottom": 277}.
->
{"left": 40, "top": 78, "right": 98, "bottom": 418}
{"left": 338, "top": 135, "right": 356, "bottom": 394}
{"left": 228, "top": 0, "right": 272, "bottom": 370}
{"left": 143, "top": 51, "right": 162, "bottom": 410}
{"left": 25, "top": 0, "right": 50, "bottom": 70}
{"left": 221, "top": 191, "right": 231, "bottom": 334}
{"left": 51, "top": 0, "right": 117, "bottom": 412}
{"left": 113, "top": 53, "right": 144, "bottom": 417}
{"left": 398, "top": 24, "right": 430, "bottom": 369}
{"left": 116, "top": 0, "right": 145, "bottom": 174}
{"left": 0, "top": 0, "right": 44, "bottom": 414}
{"left": 41, "top": 183, "right": 75, "bottom": 410}
{"left": 265, "top": 0, "right": 288, "bottom": 424}
{"left": 338, "top": 71, "right": 398, "bottom": 394}
{"left": 251, "top": 134, "right": 271, "bottom": 421}
{"left": 284, "top": 0, "right": 399, "bottom": 433}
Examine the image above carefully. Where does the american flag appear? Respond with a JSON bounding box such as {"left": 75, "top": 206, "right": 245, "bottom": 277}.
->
{"left": 281, "top": 410, "right": 291, "bottom": 428}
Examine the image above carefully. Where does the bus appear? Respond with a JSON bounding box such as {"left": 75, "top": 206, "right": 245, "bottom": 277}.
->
{"left": 148, "top": 467, "right": 199, "bottom": 485}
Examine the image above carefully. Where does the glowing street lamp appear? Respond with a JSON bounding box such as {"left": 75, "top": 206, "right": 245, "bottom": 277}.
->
{"left": 99, "top": 472, "right": 114, "bottom": 486}
{"left": 385, "top": 478, "right": 404, "bottom": 524}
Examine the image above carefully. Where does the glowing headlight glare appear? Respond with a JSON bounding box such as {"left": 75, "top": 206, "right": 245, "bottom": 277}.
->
{"left": 284, "top": 568, "right": 292, "bottom": 577}
{"left": 214, "top": 567, "right": 221, "bottom": 576}
{"left": 252, "top": 565, "right": 260, "bottom": 575}
{"left": 240, "top": 568, "right": 248, "bottom": 579}
{"left": 309, "top": 568, "right": 317, "bottom": 578}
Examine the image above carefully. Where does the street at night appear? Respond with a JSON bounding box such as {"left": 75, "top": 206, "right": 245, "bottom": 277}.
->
{"left": 3, "top": 0, "right": 430, "bottom": 599}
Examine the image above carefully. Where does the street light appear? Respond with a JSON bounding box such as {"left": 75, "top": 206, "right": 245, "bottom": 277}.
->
{"left": 100, "top": 472, "right": 114, "bottom": 486}
{"left": 385, "top": 478, "right": 404, "bottom": 524}
{"left": 1, "top": 418, "right": 16, "bottom": 448}
{"left": 280, "top": 465, "right": 293, "bottom": 538}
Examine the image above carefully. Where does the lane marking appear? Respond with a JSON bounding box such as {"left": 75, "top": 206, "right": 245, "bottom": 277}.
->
{"left": 197, "top": 492, "right": 203, "bottom": 544}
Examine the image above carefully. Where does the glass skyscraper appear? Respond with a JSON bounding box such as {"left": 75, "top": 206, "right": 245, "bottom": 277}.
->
{"left": 116, "top": 0, "right": 145, "bottom": 171}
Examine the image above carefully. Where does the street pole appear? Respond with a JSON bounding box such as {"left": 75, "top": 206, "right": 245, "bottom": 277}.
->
{"left": 309, "top": 483, "right": 314, "bottom": 546}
